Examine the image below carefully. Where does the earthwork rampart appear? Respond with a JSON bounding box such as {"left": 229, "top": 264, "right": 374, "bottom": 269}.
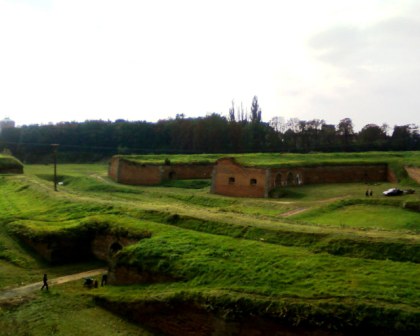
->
{"left": 108, "top": 157, "right": 213, "bottom": 185}
{"left": 212, "top": 158, "right": 391, "bottom": 198}
{"left": 109, "top": 156, "right": 414, "bottom": 199}
{"left": 15, "top": 231, "right": 143, "bottom": 264}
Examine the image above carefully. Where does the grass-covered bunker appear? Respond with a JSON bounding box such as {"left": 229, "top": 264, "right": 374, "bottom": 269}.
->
{"left": 211, "top": 157, "right": 391, "bottom": 198}
{"left": 108, "top": 155, "right": 215, "bottom": 185}
{"left": 109, "top": 152, "right": 420, "bottom": 198}
{"left": 0, "top": 154, "right": 23, "bottom": 174}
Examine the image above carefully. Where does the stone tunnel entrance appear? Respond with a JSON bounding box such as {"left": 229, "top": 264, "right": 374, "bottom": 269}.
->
{"left": 109, "top": 242, "right": 123, "bottom": 257}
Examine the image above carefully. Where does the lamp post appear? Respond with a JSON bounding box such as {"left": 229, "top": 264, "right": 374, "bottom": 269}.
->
{"left": 51, "top": 144, "right": 59, "bottom": 191}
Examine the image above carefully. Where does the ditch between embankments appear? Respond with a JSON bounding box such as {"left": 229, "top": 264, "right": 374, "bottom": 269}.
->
{"left": 8, "top": 210, "right": 420, "bottom": 335}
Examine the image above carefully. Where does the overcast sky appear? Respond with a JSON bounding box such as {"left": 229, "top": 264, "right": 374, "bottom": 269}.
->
{"left": 0, "top": 0, "right": 419, "bottom": 130}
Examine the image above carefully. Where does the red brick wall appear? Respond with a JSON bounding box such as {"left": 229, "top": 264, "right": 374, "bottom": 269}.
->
{"left": 108, "top": 157, "right": 214, "bottom": 185}
{"left": 91, "top": 235, "right": 138, "bottom": 262}
{"left": 213, "top": 159, "right": 390, "bottom": 198}
{"left": 109, "top": 158, "right": 162, "bottom": 185}
{"left": 211, "top": 158, "right": 267, "bottom": 198}
{"left": 269, "top": 168, "right": 305, "bottom": 188}
{"left": 300, "top": 164, "right": 388, "bottom": 184}
{"left": 163, "top": 165, "right": 213, "bottom": 180}
{"left": 20, "top": 237, "right": 53, "bottom": 261}
{"left": 108, "top": 156, "right": 119, "bottom": 181}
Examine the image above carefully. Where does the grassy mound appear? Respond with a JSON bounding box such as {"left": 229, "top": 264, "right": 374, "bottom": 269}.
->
{"left": 0, "top": 155, "right": 23, "bottom": 173}
{"left": 91, "top": 218, "right": 420, "bottom": 333}
{"left": 116, "top": 151, "right": 420, "bottom": 168}
{"left": 1, "top": 163, "right": 419, "bottom": 334}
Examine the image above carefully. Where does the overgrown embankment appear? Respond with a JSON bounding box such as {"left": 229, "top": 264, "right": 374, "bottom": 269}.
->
{"left": 1, "top": 166, "right": 419, "bottom": 335}
{"left": 8, "top": 216, "right": 151, "bottom": 264}
{"left": 90, "top": 217, "right": 420, "bottom": 335}
{"left": 128, "top": 207, "right": 420, "bottom": 264}
{"left": 0, "top": 155, "right": 23, "bottom": 174}
{"left": 94, "top": 289, "right": 420, "bottom": 336}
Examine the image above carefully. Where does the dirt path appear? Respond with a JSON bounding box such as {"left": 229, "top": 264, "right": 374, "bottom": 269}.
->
{"left": 280, "top": 208, "right": 308, "bottom": 217}
{"left": 280, "top": 195, "right": 350, "bottom": 217}
{"left": 0, "top": 268, "right": 107, "bottom": 302}
{"left": 318, "top": 196, "right": 349, "bottom": 203}
{"left": 405, "top": 167, "right": 420, "bottom": 183}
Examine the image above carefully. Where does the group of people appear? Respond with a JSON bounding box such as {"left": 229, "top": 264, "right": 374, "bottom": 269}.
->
{"left": 41, "top": 273, "right": 108, "bottom": 291}
{"left": 83, "top": 274, "right": 108, "bottom": 288}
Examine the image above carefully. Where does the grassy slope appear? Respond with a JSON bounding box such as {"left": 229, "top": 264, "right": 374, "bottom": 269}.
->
{"left": 0, "top": 173, "right": 152, "bottom": 335}
{"left": 293, "top": 204, "right": 420, "bottom": 231}
{"left": 117, "top": 151, "right": 420, "bottom": 168}
{"left": 0, "top": 155, "right": 23, "bottom": 169}
{"left": 0, "top": 162, "right": 419, "bottom": 333}
{"left": 0, "top": 281, "right": 153, "bottom": 336}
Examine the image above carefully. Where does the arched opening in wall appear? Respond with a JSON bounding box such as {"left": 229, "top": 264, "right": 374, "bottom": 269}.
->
{"left": 169, "top": 171, "right": 176, "bottom": 180}
{"left": 287, "top": 172, "right": 294, "bottom": 185}
{"left": 275, "top": 174, "right": 282, "bottom": 187}
{"left": 228, "top": 177, "right": 235, "bottom": 184}
{"left": 109, "top": 242, "right": 123, "bottom": 256}
{"left": 250, "top": 178, "right": 257, "bottom": 186}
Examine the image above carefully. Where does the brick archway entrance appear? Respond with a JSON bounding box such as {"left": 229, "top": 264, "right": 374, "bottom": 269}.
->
{"left": 109, "top": 242, "right": 123, "bottom": 257}
{"left": 287, "top": 172, "right": 294, "bottom": 185}
{"left": 275, "top": 173, "right": 282, "bottom": 187}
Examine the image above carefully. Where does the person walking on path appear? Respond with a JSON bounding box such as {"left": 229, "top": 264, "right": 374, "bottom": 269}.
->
{"left": 41, "top": 273, "right": 48, "bottom": 291}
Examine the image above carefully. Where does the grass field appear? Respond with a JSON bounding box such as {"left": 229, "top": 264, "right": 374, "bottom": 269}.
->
{"left": 293, "top": 204, "right": 420, "bottom": 231}
{"left": 118, "top": 151, "right": 420, "bottom": 170}
{"left": 0, "top": 156, "right": 419, "bottom": 334}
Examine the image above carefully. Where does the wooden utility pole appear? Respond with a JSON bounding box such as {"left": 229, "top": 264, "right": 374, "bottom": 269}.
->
{"left": 51, "top": 144, "right": 59, "bottom": 191}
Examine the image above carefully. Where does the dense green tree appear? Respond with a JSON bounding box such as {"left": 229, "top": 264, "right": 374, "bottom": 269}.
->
{"left": 390, "top": 124, "right": 419, "bottom": 150}
{"left": 249, "top": 96, "right": 264, "bottom": 151}
{"left": 358, "top": 124, "right": 387, "bottom": 150}
{"left": 0, "top": 105, "right": 418, "bottom": 162}
{"left": 337, "top": 118, "right": 355, "bottom": 150}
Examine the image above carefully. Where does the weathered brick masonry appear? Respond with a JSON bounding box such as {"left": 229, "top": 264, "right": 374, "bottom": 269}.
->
{"left": 210, "top": 158, "right": 268, "bottom": 198}
{"left": 108, "top": 156, "right": 214, "bottom": 185}
{"left": 212, "top": 158, "right": 390, "bottom": 198}
{"left": 110, "top": 156, "right": 402, "bottom": 198}
{"left": 17, "top": 233, "right": 138, "bottom": 264}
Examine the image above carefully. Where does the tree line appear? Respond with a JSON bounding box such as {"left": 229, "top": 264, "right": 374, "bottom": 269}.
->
{"left": 0, "top": 97, "right": 419, "bottom": 163}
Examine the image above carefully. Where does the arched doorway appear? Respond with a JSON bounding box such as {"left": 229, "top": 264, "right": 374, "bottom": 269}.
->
{"left": 287, "top": 172, "right": 294, "bottom": 185}
{"left": 275, "top": 173, "right": 282, "bottom": 187}
{"left": 168, "top": 171, "right": 176, "bottom": 180}
{"left": 109, "top": 242, "right": 123, "bottom": 256}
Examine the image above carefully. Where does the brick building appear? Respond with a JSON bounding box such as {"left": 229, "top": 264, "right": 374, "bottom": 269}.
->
{"left": 211, "top": 157, "right": 390, "bottom": 198}
{"left": 108, "top": 156, "right": 214, "bottom": 185}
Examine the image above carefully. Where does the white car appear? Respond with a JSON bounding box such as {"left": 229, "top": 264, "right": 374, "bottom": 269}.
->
{"left": 383, "top": 188, "right": 403, "bottom": 196}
